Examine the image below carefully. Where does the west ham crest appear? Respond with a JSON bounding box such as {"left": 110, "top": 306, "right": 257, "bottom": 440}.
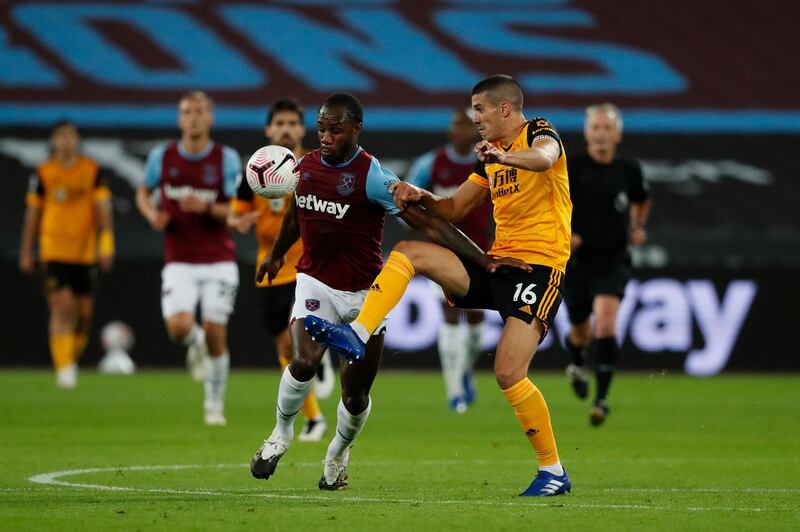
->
{"left": 305, "top": 299, "right": 320, "bottom": 311}
{"left": 336, "top": 172, "right": 355, "bottom": 196}
{"left": 202, "top": 165, "right": 218, "bottom": 184}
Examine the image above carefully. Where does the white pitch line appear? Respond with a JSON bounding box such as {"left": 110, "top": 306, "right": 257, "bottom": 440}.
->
{"left": 23, "top": 463, "right": 793, "bottom": 513}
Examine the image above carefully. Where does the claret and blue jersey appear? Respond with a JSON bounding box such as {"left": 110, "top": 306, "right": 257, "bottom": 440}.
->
{"left": 144, "top": 141, "right": 241, "bottom": 264}
{"left": 294, "top": 146, "right": 399, "bottom": 292}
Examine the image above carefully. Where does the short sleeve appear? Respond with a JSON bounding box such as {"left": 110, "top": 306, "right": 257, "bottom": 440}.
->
{"left": 222, "top": 146, "right": 243, "bottom": 199}
{"left": 405, "top": 150, "right": 435, "bottom": 188}
{"left": 25, "top": 171, "right": 44, "bottom": 207}
{"left": 527, "top": 117, "right": 563, "bottom": 158}
{"left": 628, "top": 160, "right": 649, "bottom": 203}
{"left": 467, "top": 161, "right": 489, "bottom": 188}
{"left": 366, "top": 157, "right": 400, "bottom": 215}
{"left": 144, "top": 144, "right": 167, "bottom": 190}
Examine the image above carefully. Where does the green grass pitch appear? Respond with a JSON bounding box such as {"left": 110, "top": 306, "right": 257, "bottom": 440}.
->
{"left": 0, "top": 369, "right": 798, "bottom": 530}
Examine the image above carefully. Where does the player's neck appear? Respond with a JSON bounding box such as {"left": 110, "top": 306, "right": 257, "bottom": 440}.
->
{"left": 498, "top": 117, "right": 527, "bottom": 147}
{"left": 181, "top": 135, "right": 211, "bottom": 155}
{"left": 54, "top": 151, "right": 79, "bottom": 168}
{"left": 588, "top": 146, "right": 616, "bottom": 164}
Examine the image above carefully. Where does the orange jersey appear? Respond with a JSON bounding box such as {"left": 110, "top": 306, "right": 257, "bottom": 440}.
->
{"left": 231, "top": 194, "right": 303, "bottom": 287}
{"left": 468, "top": 118, "right": 572, "bottom": 271}
{"left": 26, "top": 156, "right": 111, "bottom": 264}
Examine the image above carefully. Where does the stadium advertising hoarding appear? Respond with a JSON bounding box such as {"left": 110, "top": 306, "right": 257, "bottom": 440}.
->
{"left": 3, "top": 261, "right": 795, "bottom": 375}
{"left": 1, "top": 0, "right": 799, "bottom": 132}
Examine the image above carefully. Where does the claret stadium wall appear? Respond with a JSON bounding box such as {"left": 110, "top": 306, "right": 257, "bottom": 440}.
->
{"left": 1, "top": 0, "right": 798, "bottom": 375}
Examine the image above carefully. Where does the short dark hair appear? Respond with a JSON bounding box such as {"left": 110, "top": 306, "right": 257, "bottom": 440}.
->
{"left": 267, "top": 98, "right": 304, "bottom": 125}
{"left": 471, "top": 75, "right": 524, "bottom": 111}
{"left": 320, "top": 92, "right": 363, "bottom": 124}
{"left": 51, "top": 119, "right": 77, "bottom": 133}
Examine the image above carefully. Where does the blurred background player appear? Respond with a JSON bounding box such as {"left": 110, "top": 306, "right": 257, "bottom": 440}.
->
{"left": 136, "top": 91, "right": 242, "bottom": 426}
{"left": 563, "top": 103, "right": 652, "bottom": 426}
{"left": 229, "top": 98, "right": 327, "bottom": 441}
{"left": 19, "top": 121, "right": 115, "bottom": 389}
{"left": 405, "top": 108, "right": 491, "bottom": 413}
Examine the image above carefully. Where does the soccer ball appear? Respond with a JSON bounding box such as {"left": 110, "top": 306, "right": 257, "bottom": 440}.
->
{"left": 246, "top": 145, "right": 299, "bottom": 199}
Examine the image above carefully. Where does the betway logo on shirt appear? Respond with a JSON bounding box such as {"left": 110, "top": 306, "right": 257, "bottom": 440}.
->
{"left": 296, "top": 193, "right": 350, "bottom": 219}
{"left": 163, "top": 184, "right": 219, "bottom": 203}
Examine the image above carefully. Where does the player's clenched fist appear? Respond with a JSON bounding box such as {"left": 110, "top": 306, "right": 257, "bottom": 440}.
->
{"left": 388, "top": 181, "right": 423, "bottom": 212}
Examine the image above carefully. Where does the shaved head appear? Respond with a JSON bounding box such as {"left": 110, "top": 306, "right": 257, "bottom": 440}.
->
{"left": 471, "top": 75, "right": 524, "bottom": 112}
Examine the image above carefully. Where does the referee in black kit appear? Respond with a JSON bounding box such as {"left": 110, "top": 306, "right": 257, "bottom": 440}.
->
{"left": 563, "top": 103, "right": 652, "bottom": 426}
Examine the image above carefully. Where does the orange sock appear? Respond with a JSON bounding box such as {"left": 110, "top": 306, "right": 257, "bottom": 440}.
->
{"left": 278, "top": 352, "right": 322, "bottom": 420}
{"left": 354, "top": 251, "right": 415, "bottom": 335}
{"left": 74, "top": 333, "right": 88, "bottom": 361}
{"left": 49, "top": 334, "right": 75, "bottom": 370}
{"left": 502, "top": 378, "right": 560, "bottom": 466}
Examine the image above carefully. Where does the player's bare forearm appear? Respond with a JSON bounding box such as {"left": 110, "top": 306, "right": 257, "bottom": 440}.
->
{"left": 135, "top": 186, "right": 156, "bottom": 220}
{"left": 19, "top": 206, "right": 40, "bottom": 261}
{"left": 501, "top": 147, "right": 556, "bottom": 172}
{"left": 399, "top": 204, "right": 488, "bottom": 268}
{"left": 630, "top": 200, "right": 652, "bottom": 228}
{"left": 207, "top": 202, "right": 229, "bottom": 221}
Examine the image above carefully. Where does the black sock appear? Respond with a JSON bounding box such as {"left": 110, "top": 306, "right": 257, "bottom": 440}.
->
{"left": 566, "top": 338, "right": 586, "bottom": 367}
{"left": 595, "top": 337, "right": 617, "bottom": 403}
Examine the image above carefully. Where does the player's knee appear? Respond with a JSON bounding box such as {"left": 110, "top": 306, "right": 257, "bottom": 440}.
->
{"left": 167, "top": 318, "right": 194, "bottom": 341}
{"left": 569, "top": 324, "right": 591, "bottom": 346}
{"left": 494, "top": 362, "right": 525, "bottom": 389}
{"left": 594, "top": 316, "right": 616, "bottom": 338}
{"left": 393, "top": 240, "right": 431, "bottom": 274}
{"left": 288, "top": 357, "right": 316, "bottom": 382}
{"left": 341, "top": 392, "right": 369, "bottom": 415}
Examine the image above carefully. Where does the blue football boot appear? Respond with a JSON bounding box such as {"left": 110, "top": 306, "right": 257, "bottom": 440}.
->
{"left": 304, "top": 315, "right": 366, "bottom": 362}
{"left": 519, "top": 468, "right": 572, "bottom": 497}
{"left": 462, "top": 371, "right": 477, "bottom": 405}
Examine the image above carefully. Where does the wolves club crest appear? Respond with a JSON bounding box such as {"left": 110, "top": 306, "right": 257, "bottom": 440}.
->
{"left": 305, "top": 299, "right": 320, "bottom": 311}
{"left": 337, "top": 172, "right": 355, "bottom": 196}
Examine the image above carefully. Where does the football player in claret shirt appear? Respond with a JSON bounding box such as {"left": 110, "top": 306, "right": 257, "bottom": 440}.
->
{"left": 248, "top": 93, "right": 518, "bottom": 490}
{"left": 563, "top": 103, "right": 651, "bottom": 426}
{"left": 305, "top": 76, "right": 575, "bottom": 496}
{"left": 20, "top": 121, "right": 115, "bottom": 389}
{"left": 406, "top": 108, "right": 492, "bottom": 413}
{"left": 136, "top": 91, "right": 242, "bottom": 426}
{"left": 228, "top": 98, "right": 328, "bottom": 442}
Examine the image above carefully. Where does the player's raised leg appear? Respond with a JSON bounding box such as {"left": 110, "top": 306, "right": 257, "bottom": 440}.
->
{"left": 319, "top": 330, "right": 384, "bottom": 490}
{"left": 589, "top": 295, "right": 621, "bottom": 426}
{"left": 251, "top": 319, "right": 326, "bottom": 480}
{"left": 304, "top": 241, "right": 470, "bottom": 359}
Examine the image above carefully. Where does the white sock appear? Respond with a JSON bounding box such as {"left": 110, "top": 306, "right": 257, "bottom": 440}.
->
{"left": 181, "top": 323, "right": 204, "bottom": 347}
{"left": 539, "top": 461, "right": 564, "bottom": 476}
{"left": 203, "top": 352, "right": 229, "bottom": 411}
{"left": 465, "top": 322, "right": 483, "bottom": 370}
{"left": 326, "top": 397, "right": 372, "bottom": 460}
{"left": 438, "top": 323, "right": 464, "bottom": 400}
{"left": 351, "top": 322, "right": 370, "bottom": 344}
{"left": 275, "top": 367, "right": 313, "bottom": 441}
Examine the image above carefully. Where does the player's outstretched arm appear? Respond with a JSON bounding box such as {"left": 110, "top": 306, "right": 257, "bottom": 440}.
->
{"left": 399, "top": 204, "right": 530, "bottom": 273}
{"left": 476, "top": 137, "right": 560, "bottom": 172}
{"left": 96, "top": 197, "right": 114, "bottom": 272}
{"left": 391, "top": 180, "right": 487, "bottom": 223}
{"left": 256, "top": 199, "right": 300, "bottom": 284}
